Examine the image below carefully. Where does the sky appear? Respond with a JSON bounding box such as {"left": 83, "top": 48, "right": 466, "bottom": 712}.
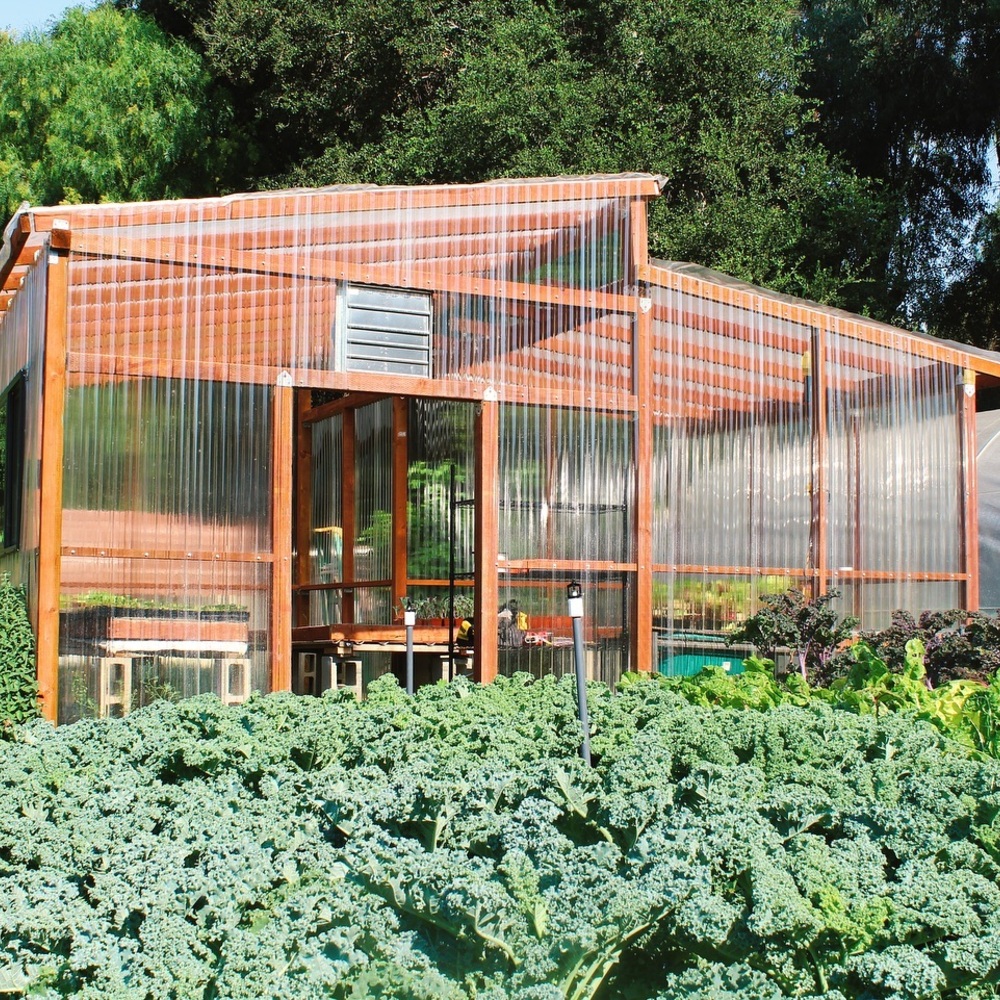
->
{"left": 0, "top": 0, "right": 93, "bottom": 36}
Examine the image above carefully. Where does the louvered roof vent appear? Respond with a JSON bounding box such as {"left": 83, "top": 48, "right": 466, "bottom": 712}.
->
{"left": 337, "top": 284, "right": 432, "bottom": 377}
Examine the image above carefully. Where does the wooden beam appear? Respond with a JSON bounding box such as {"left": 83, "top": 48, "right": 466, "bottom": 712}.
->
{"left": 646, "top": 563, "right": 964, "bottom": 582}
{"left": 302, "top": 392, "right": 387, "bottom": 425}
{"left": 473, "top": 399, "right": 499, "bottom": 683}
{"left": 66, "top": 350, "right": 641, "bottom": 413}
{"left": 269, "top": 381, "right": 294, "bottom": 691}
{"left": 391, "top": 397, "right": 409, "bottom": 608}
{"left": 502, "top": 559, "right": 639, "bottom": 574}
{"left": 62, "top": 546, "right": 274, "bottom": 563}
{"left": 29, "top": 175, "right": 662, "bottom": 231}
{"left": 37, "top": 240, "right": 69, "bottom": 722}
{"left": 632, "top": 202, "right": 654, "bottom": 673}
{"left": 960, "top": 370, "right": 980, "bottom": 610}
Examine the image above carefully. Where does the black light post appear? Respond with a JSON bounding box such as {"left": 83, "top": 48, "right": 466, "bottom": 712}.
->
{"left": 404, "top": 598, "right": 416, "bottom": 695}
{"left": 567, "top": 581, "right": 591, "bottom": 766}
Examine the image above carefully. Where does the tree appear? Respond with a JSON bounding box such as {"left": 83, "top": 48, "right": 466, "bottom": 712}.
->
{"left": 930, "top": 207, "right": 1000, "bottom": 350}
{"left": 795, "top": 0, "right": 1000, "bottom": 325}
{"left": 0, "top": 4, "right": 230, "bottom": 218}
{"left": 116, "top": 0, "right": 881, "bottom": 306}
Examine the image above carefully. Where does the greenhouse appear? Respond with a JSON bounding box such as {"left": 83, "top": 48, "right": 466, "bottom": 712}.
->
{"left": 1, "top": 173, "right": 999, "bottom": 722}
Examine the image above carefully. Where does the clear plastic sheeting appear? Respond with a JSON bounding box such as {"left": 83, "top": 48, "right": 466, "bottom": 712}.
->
{"left": 58, "top": 378, "right": 273, "bottom": 719}
{"left": 58, "top": 555, "right": 269, "bottom": 721}
{"left": 0, "top": 174, "right": 993, "bottom": 707}
{"left": 0, "top": 259, "right": 46, "bottom": 606}
{"left": 978, "top": 409, "right": 1000, "bottom": 613}
{"left": 307, "top": 412, "right": 343, "bottom": 625}
{"left": 825, "top": 335, "right": 961, "bottom": 621}
{"left": 647, "top": 260, "right": 970, "bottom": 642}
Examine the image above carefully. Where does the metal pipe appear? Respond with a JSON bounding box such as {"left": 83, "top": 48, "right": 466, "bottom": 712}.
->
{"left": 567, "top": 581, "right": 592, "bottom": 766}
{"left": 404, "top": 600, "right": 416, "bottom": 695}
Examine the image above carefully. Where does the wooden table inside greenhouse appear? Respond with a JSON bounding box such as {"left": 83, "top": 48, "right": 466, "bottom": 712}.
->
{"left": 291, "top": 624, "right": 473, "bottom": 692}
{"left": 292, "top": 623, "right": 465, "bottom": 654}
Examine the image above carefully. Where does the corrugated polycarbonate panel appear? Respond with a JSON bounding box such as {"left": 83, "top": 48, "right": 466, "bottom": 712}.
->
{"left": 58, "top": 378, "right": 273, "bottom": 719}
{"left": 498, "top": 405, "right": 633, "bottom": 565}
{"left": 0, "top": 260, "right": 46, "bottom": 606}
{"left": 55, "top": 177, "right": 643, "bottom": 671}
{"left": 62, "top": 180, "right": 639, "bottom": 387}
{"left": 353, "top": 399, "right": 392, "bottom": 620}
{"left": 435, "top": 195, "right": 633, "bottom": 397}
{"left": 649, "top": 280, "right": 812, "bottom": 598}
{"left": 308, "top": 413, "right": 343, "bottom": 625}
{"left": 647, "top": 264, "right": 969, "bottom": 632}
{"left": 496, "top": 403, "right": 633, "bottom": 652}
{"left": 58, "top": 554, "right": 269, "bottom": 721}
{"left": 977, "top": 409, "right": 1000, "bottom": 613}
{"left": 826, "top": 332, "right": 961, "bottom": 615}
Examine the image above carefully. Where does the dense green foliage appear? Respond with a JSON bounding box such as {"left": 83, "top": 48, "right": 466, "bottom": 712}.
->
{"left": 113, "top": 0, "right": 1000, "bottom": 334}
{"left": 5, "top": 0, "right": 998, "bottom": 334}
{"left": 0, "top": 5, "right": 229, "bottom": 218}
{"left": 654, "top": 639, "right": 1000, "bottom": 759}
{"left": 866, "top": 608, "right": 1000, "bottom": 686}
{"left": 3, "top": 674, "right": 1000, "bottom": 998}
{"left": 111, "top": 0, "right": 879, "bottom": 306}
{"left": 0, "top": 577, "right": 37, "bottom": 729}
{"left": 727, "top": 589, "right": 859, "bottom": 685}
{"left": 796, "top": 0, "right": 1000, "bottom": 327}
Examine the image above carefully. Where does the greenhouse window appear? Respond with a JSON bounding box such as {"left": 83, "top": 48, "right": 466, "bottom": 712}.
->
{"left": 0, "top": 371, "right": 25, "bottom": 550}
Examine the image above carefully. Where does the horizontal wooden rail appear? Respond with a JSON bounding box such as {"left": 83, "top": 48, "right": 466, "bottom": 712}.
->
{"left": 63, "top": 545, "right": 274, "bottom": 563}
{"left": 29, "top": 176, "right": 661, "bottom": 231}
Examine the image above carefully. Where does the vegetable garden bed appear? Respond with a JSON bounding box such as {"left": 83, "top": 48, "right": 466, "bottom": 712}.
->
{"left": 3, "top": 665, "right": 1000, "bottom": 998}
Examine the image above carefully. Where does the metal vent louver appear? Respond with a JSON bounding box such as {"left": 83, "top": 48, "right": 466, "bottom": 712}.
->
{"left": 338, "top": 284, "right": 432, "bottom": 377}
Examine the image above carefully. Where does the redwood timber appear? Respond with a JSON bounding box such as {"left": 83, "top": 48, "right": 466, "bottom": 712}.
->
{"left": 473, "top": 399, "right": 499, "bottom": 683}
{"left": 270, "top": 382, "right": 294, "bottom": 691}
{"left": 37, "top": 240, "right": 69, "bottom": 722}
{"left": 632, "top": 202, "right": 654, "bottom": 672}
{"left": 960, "top": 372, "right": 980, "bottom": 610}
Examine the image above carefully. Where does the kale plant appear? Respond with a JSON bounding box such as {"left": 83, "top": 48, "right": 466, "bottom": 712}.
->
{"left": 0, "top": 575, "right": 38, "bottom": 730}
{"left": 726, "top": 589, "right": 859, "bottom": 685}
{"left": 2, "top": 676, "right": 1000, "bottom": 998}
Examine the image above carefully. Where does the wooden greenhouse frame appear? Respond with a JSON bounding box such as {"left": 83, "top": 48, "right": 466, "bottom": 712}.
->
{"left": 2, "top": 173, "right": 999, "bottom": 722}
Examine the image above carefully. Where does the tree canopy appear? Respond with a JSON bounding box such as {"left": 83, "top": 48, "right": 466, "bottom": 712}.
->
{"left": 2, "top": 0, "right": 998, "bottom": 343}
{"left": 0, "top": 4, "right": 229, "bottom": 217}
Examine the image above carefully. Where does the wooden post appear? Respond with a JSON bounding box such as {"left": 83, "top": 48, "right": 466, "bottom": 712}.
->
{"left": 473, "top": 397, "right": 499, "bottom": 683}
{"left": 341, "top": 408, "right": 356, "bottom": 624}
{"left": 294, "top": 390, "right": 313, "bottom": 627}
{"left": 391, "top": 397, "right": 409, "bottom": 608}
{"left": 959, "top": 369, "right": 980, "bottom": 610}
{"left": 269, "top": 378, "right": 294, "bottom": 691}
{"left": 37, "top": 237, "right": 69, "bottom": 723}
{"left": 809, "top": 327, "right": 829, "bottom": 599}
{"left": 631, "top": 201, "right": 654, "bottom": 672}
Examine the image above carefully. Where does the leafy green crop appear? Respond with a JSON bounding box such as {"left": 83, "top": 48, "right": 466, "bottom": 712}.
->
{"left": 647, "top": 640, "right": 1000, "bottom": 764}
{"left": 2, "top": 675, "right": 1000, "bottom": 998}
{"left": 0, "top": 576, "right": 37, "bottom": 730}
